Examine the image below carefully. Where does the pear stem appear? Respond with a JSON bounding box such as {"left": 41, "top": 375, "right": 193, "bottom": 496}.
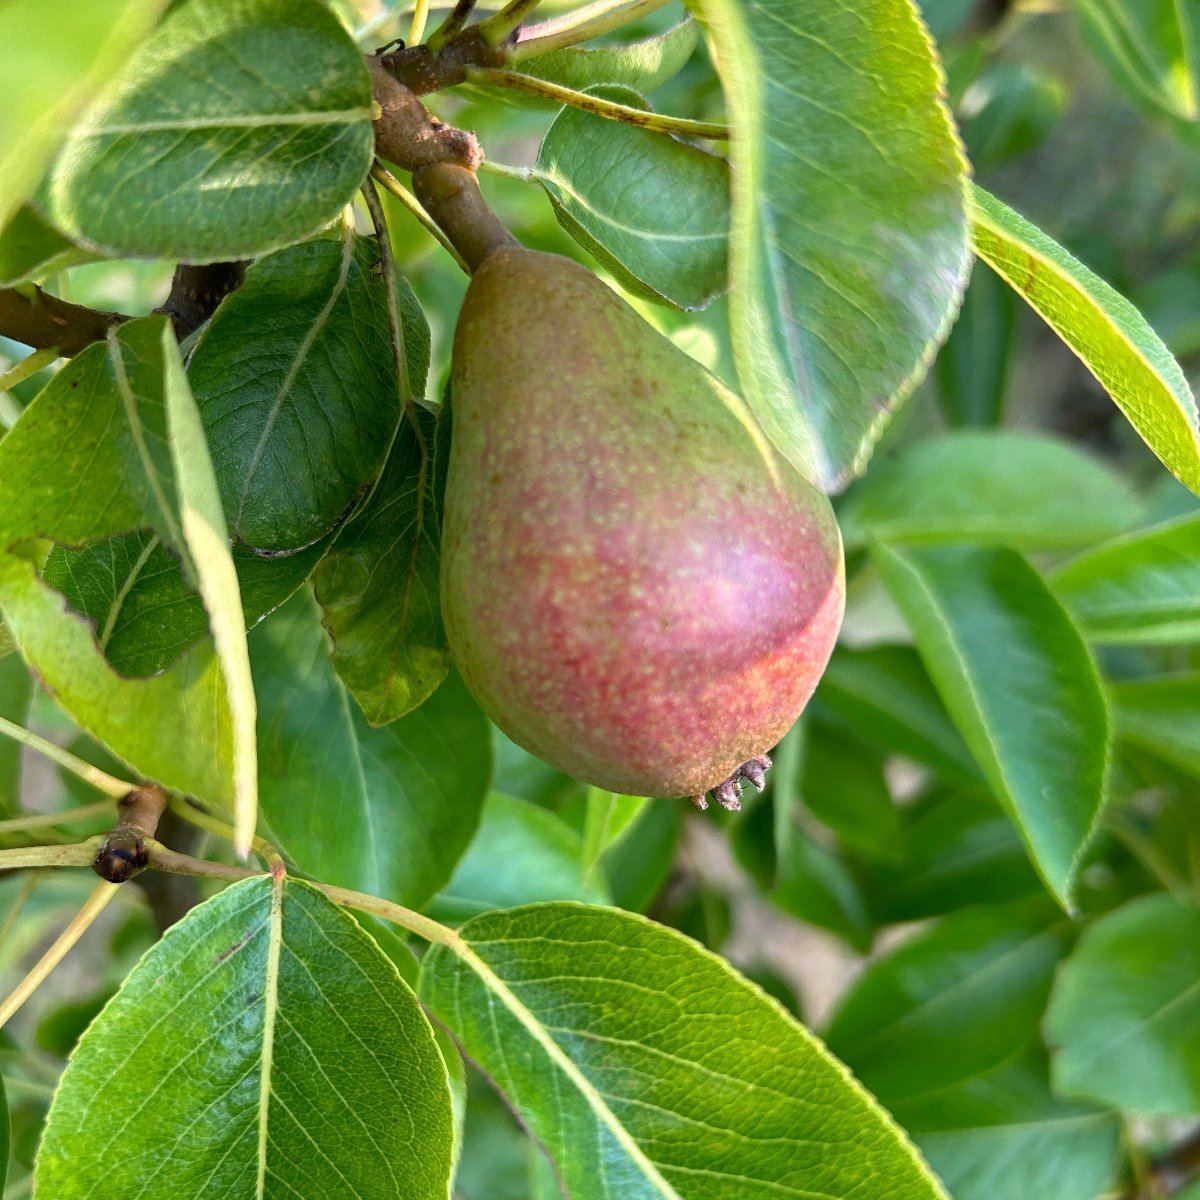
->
{"left": 412, "top": 162, "right": 519, "bottom": 272}
{"left": 465, "top": 68, "right": 730, "bottom": 138}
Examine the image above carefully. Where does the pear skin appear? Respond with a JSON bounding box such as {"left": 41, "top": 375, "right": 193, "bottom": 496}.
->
{"left": 442, "top": 247, "right": 845, "bottom": 803}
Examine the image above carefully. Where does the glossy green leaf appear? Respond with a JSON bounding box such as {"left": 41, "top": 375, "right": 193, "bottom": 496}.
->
{"left": 190, "top": 234, "right": 398, "bottom": 553}
{"left": 841, "top": 430, "right": 1141, "bottom": 550}
{"left": 1078, "top": 0, "right": 1200, "bottom": 126}
{"left": 41, "top": 533, "right": 325, "bottom": 678}
{"left": 0, "top": 1066, "right": 7, "bottom": 1193}
{"left": 691, "top": 0, "right": 970, "bottom": 490}
{"left": 0, "top": 0, "right": 165, "bottom": 229}
{"left": 429, "top": 793, "right": 610, "bottom": 924}
{"left": 251, "top": 590, "right": 491, "bottom": 908}
{"left": 1052, "top": 514, "right": 1200, "bottom": 643}
{"left": 421, "top": 903, "right": 949, "bottom": 1200}
{"left": 971, "top": 184, "right": 1200, "bottom": 491}
{"left": 581, "top": 787, "right": 649, "bottom": 880}
{"left": 1111, "top": 673, "right": 1200, "bottom": 775}
{"left": 0, "top": 320, "right": 236, "bottom": 808}
{"left": 0, "top": 207, "right": 91, "bottom": 286}
{"left": 36, "top": 875, "right": 454, "bottom": 1197}
{"left": 816, "top": 644, "right": 984, "bottom": 789}
{"left": 315, "top": 402, "right": 449, "bottom": 726}
{"left": 874, "top": 542, "right": 1109, "bottom": 908}
{"left": 801, "top": 722, "right": 902, "bottom": 863}
{"left": 0, "top": 654, "right": 32, "bottom": 815}
{"left": 535, "top": 86, "right": 729, "bottom": 310}
{"left": 163, "top": 329, "right": 258, "bottom": 851}
{"left": 1046, "top": 892, "right": 1200, "bottom": 1114}
{"left": 43, "top": 0, "right": 374, "bottom": 261}
{"left": 961, "top": 63, "right": 1067, "bottom": 169}
{"left": 900, "top": 1050, "right": 1122, "bottom": 1200}
{"left": 517, "top": 19, "right": 699, "bottom": 103}
{"left": 825, "top": 906, "right": 1068, "bottom": 1112}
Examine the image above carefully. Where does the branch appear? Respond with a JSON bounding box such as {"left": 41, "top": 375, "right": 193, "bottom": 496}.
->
{"left": 377, "top": 27, "right": 507, "bottom": 96}
{"left": 154, "top": 261, "right": 247, "bottom": 340}
{"left": 92, "top": 783, "right": 168, "bottom": 883}
{"left": 0, "top": 285, "right": 126, "bottom": 355}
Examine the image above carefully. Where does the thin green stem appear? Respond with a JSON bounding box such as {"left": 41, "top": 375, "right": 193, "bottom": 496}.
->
{"left": 408, "top": 0, "right": 432, "bottom": 45}
{"left": 476, "top": 0, "right": 543, "bottom": 46}
{"left": 168, "top": 799, "right": 282, "bottom": 872}
{"left": 0, "top": 879, "right": 121, "bottom": 1028}
{"left": 371, "top": 164, "right": 471, "bottom": 274}
{"left": 465, "top": 68, "right": 730, "bottom": 138}
{"left": 426, "top": 0, "right": 478, "bottom": 52}
{"left": 477, "top": 158, "right": 537, "bottom": 183}
{"left": 0, "top": 840, "right": 101, "bottom": 870}
{"left": 0, "top": 347, "right": 57, "bottom": 394}
{"left": 0, "top": 715, "right": 135, "bottom": 799}
{"left": 0, "top": 800, "right": 113, "bottom": 835}
{"left": 512, "top": 0, "right": 672, "bottom": 58}
{"left": 0, "top": 872, "right": 41, "bottom": 948}
{"left": 146, "top": 844, "right": 462, "bottom": 949}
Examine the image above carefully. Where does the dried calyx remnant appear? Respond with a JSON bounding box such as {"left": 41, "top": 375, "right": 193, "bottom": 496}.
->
{"left": 93, "top": 785, "right": 168, "bottom": 883}
{"left": 694, "top": 756, "right": 773, "bottom": 812}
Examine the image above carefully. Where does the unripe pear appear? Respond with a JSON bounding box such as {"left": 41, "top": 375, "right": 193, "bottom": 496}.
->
{"left": 441, "top": 247, "right": 844, "bottom": 808}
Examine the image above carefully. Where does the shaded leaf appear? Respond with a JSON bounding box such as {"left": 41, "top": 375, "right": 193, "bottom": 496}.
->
{"left": 825, "top": 906, "right": 1068, "bottom": 1113}
{"left": 840, "top": 430, "right": 1140, "bottom": 550}
{"left": 873, "top": 542, "right": 1109, "bottom": 908}
{"left": 517, "top": 19, "right": 698, "bottom": 103}
{"left": 421, "top": 903, "right": 949, "bottom": 1200}
{"left": 1046, "top": 892, "right": 1200, "bottom": 1115}
{"left": 1111, "top": 672, "right": 1200, "bottom": 776}
{"left": 429, "top": 792, "right": 610, "bottom": 924}
{"left": 0, "top": 654, "right": 33, "bottom": 815}
{"left": 0, "top": 206, "right": 91, "bottom": 286}
{"left": 43, "top": 0, "right": 374, "bottom": 261}
{"left": 0, "top": 0, "right": 165, "bottom": 229}
{"left": 535, "top": 86, "right": 729, "bottom": 310}
{"left": 971, "top": 184, "right": 1200, "bottom": 492}
{"left": 691, "top": 0, "right": 970, "bottom": 489}
{"left": 190, "top": 233, "right": 399, "bottom": 553}
{"left": 581, "top": 787, "right": 649, "bottom": 880}
{"left": 315, "top": 400, "right": 449, "bottom": 726}
{"left": 251, "top": 590, "right": 491, "bottom": 909}
{"left": 1052, "top": 514, "right": 1200, "bottom": 643}
{"left": 901, "top": 1050, "right": 1122, "bottom": 1200}
{"left": 36, "top": 875, "right": 454, "bottom": 1197}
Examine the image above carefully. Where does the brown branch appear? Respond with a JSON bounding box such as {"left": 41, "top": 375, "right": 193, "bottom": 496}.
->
{"left": 376, "top": 28, "right": 508, "bottom": 96}
{"left": 0, "top": 285, "right": 126, "bottom": 355}
{"left": 155, "top": 261, "right": 247, "bottom": 341}
{"left": 92, "top": 783, "right": 168, "bottom": 883}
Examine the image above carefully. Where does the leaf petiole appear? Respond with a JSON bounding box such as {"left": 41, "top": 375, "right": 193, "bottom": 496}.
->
{"left": 0, "top": 715, "right": 136, "bottom": 799}
{"left": 511, "top": 0, "right": 674, "bottom": 59}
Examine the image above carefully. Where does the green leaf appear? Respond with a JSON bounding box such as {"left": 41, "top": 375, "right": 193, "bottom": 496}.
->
{"left": 36, "top": 875, "right": 454, "bottom": 1197}
{"left": 162, "top": 332, "right": 258, "bottom": 851}
{"left": 825, "top": 907, "right": 1068, "bottom": 1114}
{"left": 1051, "top": 514, "right": 1200, "bottom": 643}
{"left": 0, "top": 320, "right": 236, "bottom": 808}
{"left": 970, "top": 184, "right": 1200, "bottom": 492}
{"left": 933, "top": 261, "right": 1018, "bottom": 427}
{"left": 869, "top": 789, "right": 1042, "bottom": 922}
{"left": 900, "top": 1050, "right": 1122, "bottom": 1200}
{"left": 429, "top": 793, "right": 610, "bottom": 924}
{"left": 0, "top": 1063, "right": 8, "bottom": 1193}
{"left": 517, "top": 19, "right": 699, "bottom": 103}
{"left": 41, "top": 533, "right": 326, "bottom": 678}
{"left": 314, "top": 402, "right": 449, "bottom": 726}
{"left": 1111, "top": 673, "right": 1200, "bottom": 776}
{"left": 190, "top": 233, "right": 399, "bottom": 553}
{"left": 1046, "top": 892, "right": 1200, "bottom": 1115}
{"left": 840, "top": 430, "right": 1141, "bottom": 550}
{"left": 534, "top": 86, "right": 729, "bottom": 310}
{"left": 0, "top": 0, "right": 165, "bottom": 229}
{"left": 0, "top": 654, "right": 33, "bottom": 815}
{"left": 420, "top": 903, "right": 949, "bottom": 1200}
{"left": 1077, "top": 0, "right": 1200, "bottom": 126}
{"left": 816, "top": 644, "right": 984, "bottom": 789}
{"left": 43, "top": 0, "right": 374, "bottom": 261}
{"left": 801, "top": 722, "right": 901, "bottom": 862}
{"left": 873, "top": 542, "right": 1109, "bottom": 908}
{"left": 251, "top": 590, "right": 491, "bottom": 909}
{"left": 0, "top": 207, "right": 92, "bottom": 287}
{"left": 691, "top": 0, "right": 970, "bottom": 489}
{"left": 581, "top": 787, "right": 649, "bottom": 880}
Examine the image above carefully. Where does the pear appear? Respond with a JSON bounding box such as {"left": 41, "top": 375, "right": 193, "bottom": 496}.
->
{"left": 441, "top": 247, "right": 844, "bottom": 808}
